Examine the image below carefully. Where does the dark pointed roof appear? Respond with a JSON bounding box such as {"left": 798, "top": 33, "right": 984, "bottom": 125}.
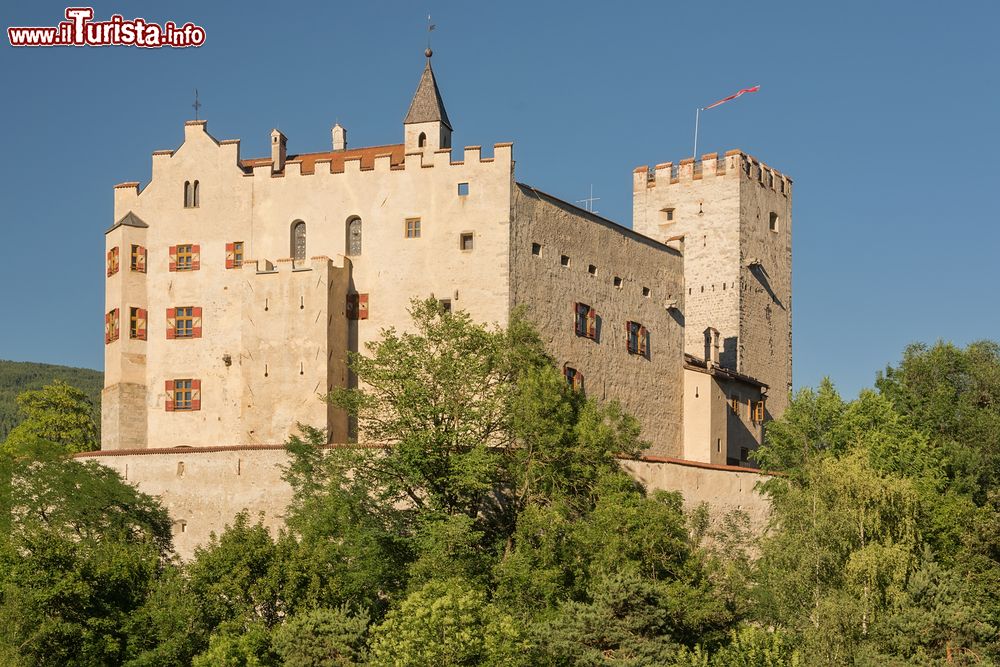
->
{"left": 105, "top": 211, "right": 149, "bottom": 234}
{"left": 404, "top": 58, "right": 452, "bottom": 130}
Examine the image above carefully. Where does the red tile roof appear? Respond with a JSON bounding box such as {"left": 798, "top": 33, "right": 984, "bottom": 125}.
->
{"left": 241, "top": 143, "right": 406, "bottom": 175}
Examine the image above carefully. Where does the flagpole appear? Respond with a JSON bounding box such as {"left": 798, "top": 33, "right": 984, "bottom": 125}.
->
{"left": 692, "top": 107, "right": 701, "bottom": 161}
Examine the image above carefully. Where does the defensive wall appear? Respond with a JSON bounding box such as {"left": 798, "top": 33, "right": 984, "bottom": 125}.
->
{"left": 75, "top": 446, "right": 773, "bottom": 561}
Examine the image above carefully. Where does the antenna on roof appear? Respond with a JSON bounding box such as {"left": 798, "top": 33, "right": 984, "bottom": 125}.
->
{"left": 576, "top": 184, "right": 600, "bottom": 215}
{"left": 192, "top": 89, "right": 201, "bottom": 120}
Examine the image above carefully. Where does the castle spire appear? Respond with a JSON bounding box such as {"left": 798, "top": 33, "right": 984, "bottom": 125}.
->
{"left": 404, "top": 50, "right": 452, "bottom": 130}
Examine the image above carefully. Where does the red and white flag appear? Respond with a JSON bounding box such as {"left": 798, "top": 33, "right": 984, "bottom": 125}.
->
{"left": 702, "top": 85, "right": 760, "bottom": 110}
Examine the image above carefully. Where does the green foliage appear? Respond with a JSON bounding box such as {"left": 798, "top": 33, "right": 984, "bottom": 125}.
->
{"left": 3, "top": 379, "right": 100, "bottom": 455}
{"left": 0, "top": 360, "right": 102, "bottom": 441}
{"left": 271, "top": 606, "right": 370, "bottom": 667}
{"left": 192, "top": 623, "right": 276, "bottom": 667}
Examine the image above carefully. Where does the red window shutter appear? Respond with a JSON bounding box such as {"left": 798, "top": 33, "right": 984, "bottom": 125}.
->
{"left": 168, "top": 246, "right": 177, "bottom": 272}
{"left": 107, "top": 247, "right": 119, "bottom": 277}
{"left": 136, "top": 308, "right": 147, "bottom": 340}
{"left": 225, "top": 243, "right": 235, "bottom": 269}
{"left": 191, "top": 245, "right": 201, "bottom": 270}
{"left": 104, "top": 311, "right": 111, "bottom": 344}
{"left": 192, "top": 307, "right": 203, "bottom": 338}
{"left": 112, "top": 308, "right": 120, "bottom": 341}
{"left": 166, "top": 308, "right": 176, "bottom": 339}
{"left": 358, "top": 294, "right": 369, "bottom": 320}
{"left": 136, "top": 246, "right": 147, "bottom": 273}
{"left": 586, "top": 308, "right": 596, "bottom": 340}
{"left": 165, "top": 380, "right": 175, "bottom": 412}
{"left": 191, "top": 379, "right": 201, "bottom": 411}
{"left": 639, "top": 326, "right": 648, "bottom": 357}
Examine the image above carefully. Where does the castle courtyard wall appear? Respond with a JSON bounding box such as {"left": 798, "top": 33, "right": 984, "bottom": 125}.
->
{"left": 77, "top": 447, "right": 772, "bottom": 561}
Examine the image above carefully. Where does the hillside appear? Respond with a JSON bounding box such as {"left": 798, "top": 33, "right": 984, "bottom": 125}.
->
{"left": 0, "top": 360, "right": 103, "bottom": 441}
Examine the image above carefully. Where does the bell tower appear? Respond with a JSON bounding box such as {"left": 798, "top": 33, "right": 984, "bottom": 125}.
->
{"left": 404, "top": 48, "right": 453, "bottom": 156}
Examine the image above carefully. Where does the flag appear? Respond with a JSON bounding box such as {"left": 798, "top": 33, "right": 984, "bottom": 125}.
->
{"left": 702, "top": 85, "right": 760, "bottom": 110}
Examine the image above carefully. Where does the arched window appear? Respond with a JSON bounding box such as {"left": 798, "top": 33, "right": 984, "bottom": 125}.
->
{"left": 183, "top": 181, "right": 192, "bottom": 208}
{"left": 347, "top": 216, "right": 362, "bottom": 256}
{"left": 192, "top": 180, "right": 200, "bottom": 207}
{"left": 291, "top": 221, "right": 306, "bottom": 261}
{"left": 418, "top": 132, "right": 427, "bottom": 148}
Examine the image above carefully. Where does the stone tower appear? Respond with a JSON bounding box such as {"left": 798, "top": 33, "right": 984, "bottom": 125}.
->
{"left": 632, "top": 151, "right": 792, "bottom": 415}
{"left": 403, "top": 50, "right": 452, "bottom": 156}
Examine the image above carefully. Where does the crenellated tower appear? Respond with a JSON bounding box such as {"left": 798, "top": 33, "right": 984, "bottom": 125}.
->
{"left": 633, "top": 151, "right": 792, "bottom": 416}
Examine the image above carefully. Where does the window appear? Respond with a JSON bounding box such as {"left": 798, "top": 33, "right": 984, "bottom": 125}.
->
{"left": 107, "top": 246, "right": 119, "bottom": 277}
{"left": 184, "top": 181, "right": 192, "bottom": 208}
{"left": 129, "top": 307, "right": 147, "bottom": 340}
{"left": 560, "top": 255, "right": 570, "bottom": 267}
{"left": 104, "top": 308, "right": 120, "bottom": 344}
{"left": 457, "top": 182, "right": 469, "bottom": 196}
{"left": 439, "top": 299, "right": 452, "bottom": 313}
{"left": 130, "top": 245, "right": 146, "bottom": 272}
{"left": 730, "top": 394, "right": 741, "bottom": 415}
{"left": 574, "top": 302, "right": 597, "bottom": 340}
{"left": 531, "top": 243, "right": 541, "bottom": 256}
{"left": 166, "top": 379, "right": 201, "bottom": 412}
{"left": 193, "top": 180, "right": 200, "bottom": 207}
{"left": 170, "top": 244, "right": 199, "bottom": 271}
{"left": 167, "top": 306, "right": 202, "bottom": 339}
{"left": 460, "top": 232, "right": 474, "bottom": 251}
{"left": 405, "top": 218, "right": 421, "bottom": 239}
{"left": 665, "top": 208, "right": 674, "bottom": 221}
{"left": 226, "top": 242, "right": 244, "bottom": 269}
{"left": 346, "top": 293, "right": 369, "bottom": 320}
{"left": 418, "top": 132, "right": 427, "bottom": 148}
{"left": 564, "top": 365, "right": 584, "bottom": 391}
{"left": 753, "top": 401, "right": 765, "bottom": 422}
{"left": 642, "top": 286, "right": 651, "bottom": 297}
{"left": 292, "top": 221, "right": 307, "bottom": 260}
{"left": 660, "top": 207, "right": 675, "bottom": 224}
{"left": 588, "top": 264, "right": 597, "bottom": 276}
{"left": 740, "top": 447, "right": 750, "bottom": 462}
{"left": 769, "top": 212, "right": 779, "bottom": 232}
{"left": 626, "top": 321, "right": 649, "bottom": 357}
{"left": 347, "top": 217, "right": 362, "bottom": 256}
{"left": 613, "top": 276, "right": 623, "bottom": 288}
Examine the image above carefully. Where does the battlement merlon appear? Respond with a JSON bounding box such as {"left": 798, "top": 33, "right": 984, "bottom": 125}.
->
{"left": 632, "top": 150, "right": 792, "bottom": 196}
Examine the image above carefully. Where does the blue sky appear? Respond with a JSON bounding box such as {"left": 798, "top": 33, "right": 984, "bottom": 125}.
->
{"left": 1, "top": 0, "right": 997, "bottom": 398}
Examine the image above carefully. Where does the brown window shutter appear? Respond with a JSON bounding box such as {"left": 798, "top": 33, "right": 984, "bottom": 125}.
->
{"left": 192, "top": 307, "right": 203, "bottom": 338}
{"left": 225, "top": 243, "right": 234, "bottom": 269}
{"left": 358, "top": 294, "right": 369, "bottom": 320}
{"left": 639, "top": 326, "right": 648, "bottom": 357}
{"left": 112, "top": 308, "right": 120, "bottom": 342}
{"left": 166, "top": 308, "right": 176, "bottom": 339}
{"left": 165, "top": 380, "right": 175, "bottom": 412}
{"left": 104, "top": 311, "right": 112, "bottom": 344}
{"left": 107, "top": 247, "right": 119, "bottom": 277}
{"left": 576, "top": 370, "right": 585, "bottom": 392}
{"left": 191, "top": 245, "right": 200, "bottom": 270}
{"left": 191, "top": 379, "right": 201, "bottom": 411}
{"left": 136, "top": 308, "right": 147, "bottom": 340}
{"left": 586, "top": 308, "right": 597, "bottom": 339}
{"left": 168, "top": 246, "right": 177, "bottom": 272}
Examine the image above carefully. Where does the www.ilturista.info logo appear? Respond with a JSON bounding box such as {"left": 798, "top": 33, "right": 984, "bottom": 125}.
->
{"left": 8, "top": 7, "right": 205, "bottom": 48}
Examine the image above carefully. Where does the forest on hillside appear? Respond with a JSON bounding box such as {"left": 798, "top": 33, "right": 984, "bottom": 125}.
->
{"left": 0, "top": 360, "right": 102, "bottom": 440}
{"left": 1, "top": 301, "right": 998, "bottom": 666}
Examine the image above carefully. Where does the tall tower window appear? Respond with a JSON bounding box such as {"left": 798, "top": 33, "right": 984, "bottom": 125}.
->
{"left": 193, "top": 180, "right": 200, "bottom": 207}
{"left": 183, "top": 181, "right": 199, "bottom": 208}
{"left": 418, "top": 132, "right": 427, "bottom": 148}
{"left": 292, "top": 221, "right": 307, "bottom": 260}
{"left": 347, "top": 216, "right": 362, "bottom": 256}
{"left": 769, "top": 212, "right": 779, "bottom": 232}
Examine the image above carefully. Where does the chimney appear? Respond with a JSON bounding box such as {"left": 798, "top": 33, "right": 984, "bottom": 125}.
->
{"left": 270, "top": 129, "right": 287, "bottom": 173}
{"left": 704, "top": 327, "right": 720, "bottom": 367}
{"left": 332, "top": 123, "right": 347, "bottom": 151}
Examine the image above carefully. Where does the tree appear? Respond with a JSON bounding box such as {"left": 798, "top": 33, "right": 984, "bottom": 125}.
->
{"left": 271, "top": 606, "right": 370, "bottom": 667}
{"left": 2, "top": 380, "right": 99, "bottom": 456}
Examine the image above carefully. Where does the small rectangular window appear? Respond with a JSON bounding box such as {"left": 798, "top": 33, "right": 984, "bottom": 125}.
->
{"left": 642, "top": 286, "right": 651, "bottom": 297}
{"left": 226, "top": 241, "right": 244, "bottom": 269}
{"left": 130, "top": 245, "right": 146, "bottom": 273}
{"left": 769, "top": 212, "right": 779, "bottom": 232}
{"left": 439, "top": 299, "right": 452, "bottom": 313}
{"left": 405, "top": 218, "right": 421, "bottom": 239}
{"left": 129, "top": 307, "right": 147, "bottom": 340}
{"left": 531, "top": 243, "right": 541, "bottom": 256}
{"left": 457, "top": 182, "right": 469, "bottom": 196}
{"left": 564, "top": 365, "right": 584, "bottom": 392}
{"left": 574, "top": 303, "right": 597, "bottom": 340}
{"left": 175, "top": 307, "right": 194, "bottom": 338}
{"left": 460, "top": 233, "right": 474, "bottom": 251}
{"left": 740, "top": 447, "right": 750, "bottom": 462}
{"left": 176, "top": 244, "right": 193, "bottom": 270}
{"left": 613, "top": 276, "right": 623, "bottom": 288}
{"left": 588, "top": 264, "right": 597, "bottom": 276}
{"left": 560, "top": 255, "right": 570, "bottom": 267}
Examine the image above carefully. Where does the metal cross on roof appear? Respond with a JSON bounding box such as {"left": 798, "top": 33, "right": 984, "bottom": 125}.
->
{"left": 192, "top": 89, "right": 201, "bottom": 120}
{"left": 577, "top": 184, "right": 600, "bottom": 214}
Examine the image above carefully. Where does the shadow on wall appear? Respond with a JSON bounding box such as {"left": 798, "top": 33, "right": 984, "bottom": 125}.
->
{"left": 749, "top": 264, "right": 785, "bottom": 310}
{"left": 722, "top": 336, "right": 738, "bottom": 369}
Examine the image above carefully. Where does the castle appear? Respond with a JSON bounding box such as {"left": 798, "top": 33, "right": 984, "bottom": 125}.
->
{"left": 100, "top": 51, "right": 791, "bottom": 469}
